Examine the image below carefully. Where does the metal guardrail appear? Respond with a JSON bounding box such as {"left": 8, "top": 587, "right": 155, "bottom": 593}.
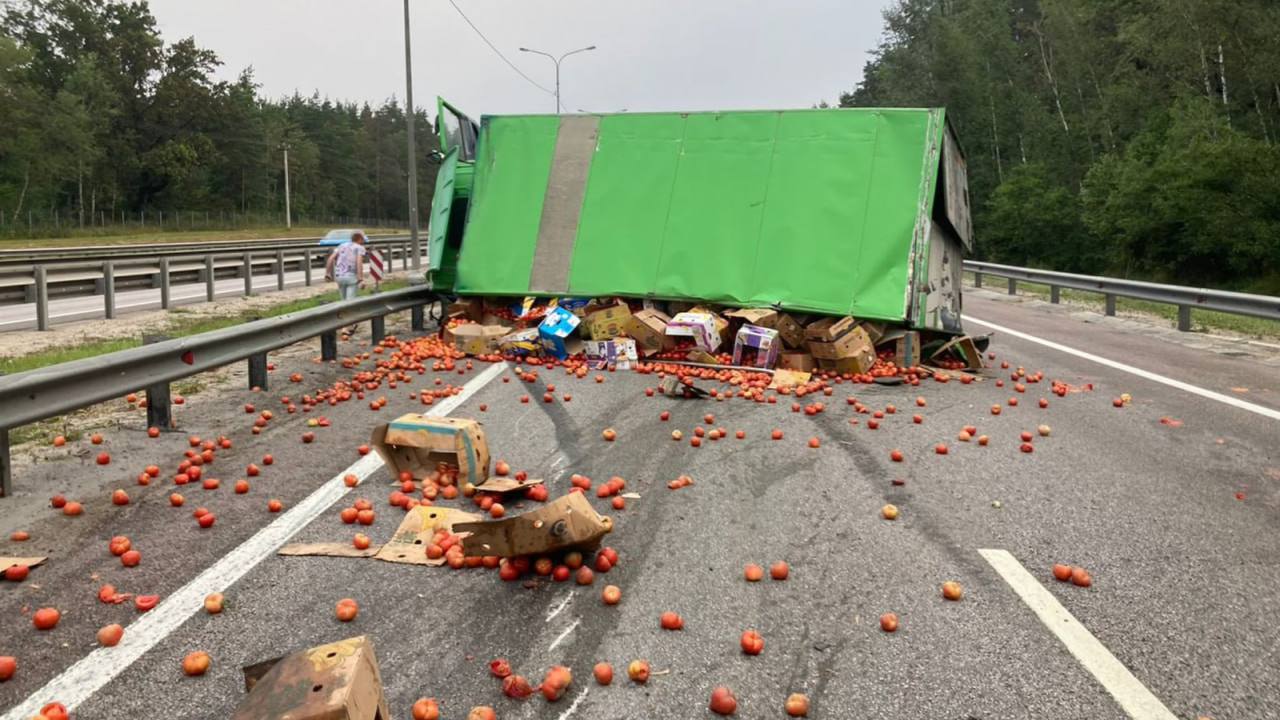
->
{"left": 2, "top": 236, "right": 423, "bottom": 331}
{"left": 964, "top": 261, "right": 1280, "bottom": 331}
{"left": 0, "top": 284, "right": 440, "bottom": 496}
{"left": 0, "top": 234, "right": 408, "bottom": 266}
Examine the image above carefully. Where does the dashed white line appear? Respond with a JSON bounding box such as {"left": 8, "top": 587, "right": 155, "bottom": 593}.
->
{"left": 546, "top": 591, "right": 574, "bottom": 623}
{"left": 1, "top": 361, "right": 508, "bottom": 720}
{"left": 548, "top": 618, "right": 581, "bottom": 652}
{"left": 964, "top": 315, "right": 1280, "bottom": 422}
{"left": 979, "top": 549, "right": 1177, "bottom": 720}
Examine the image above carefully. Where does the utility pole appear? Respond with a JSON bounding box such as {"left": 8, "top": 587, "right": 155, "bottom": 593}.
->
{"left": 281, "top": 143, "right": 292, "bottom": 229}
{"left": 519, "top": 45, "right": 597, "bottom": 113}
{"left": 403, "top": 0, "right": 421, "bottom": 270}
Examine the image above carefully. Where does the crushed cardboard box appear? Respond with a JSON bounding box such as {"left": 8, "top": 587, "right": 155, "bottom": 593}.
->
{"left": 234, "top": 635, "right": 390, "bottom": 720}
{"left": 769, "top": 369, "right": 811, "bottom": 389}
{"left": 446, "top": 323, "right": 510, "bottom": 356}
{"left": 626, "top": 308, "right": 674, "bottom": 356}
{"left": 581, "top": 299, "right": 633, "bottom": 340}
{"left": 732, "top": 325, "right": 781, "bottom": 369}
{"left": 859, "top": 320, "right": 888, "bottom": 344}
{"left": 724, "top": 307, "right": 778, "bottom": 329}
{"left": 498, "top": 328, "right": 541, "bottom": 356}
{"left": 456, "top": 492, "right": 613, "bottom": 558}
{"left": 930, "top": 335, "right": 986, "bottom": 370}
{"left": 279, "top": 505, "right": 483, "bottom": 567}
{"left": 659, "top": 374, "right": 710, "bottom": 398}
{"left": 666, "top": 311, "right": 720, "bottom": 352}
{"left": 1, "top": 556, "right": 46, "bottom": 572}
{"left": 539, "top": 306, "right": 582, "bottom": 360}
{"left": 804, "top": 316, "right": 857, "bottom": 343}
{"left": 808, "top": 325, "right": 874, "bottom": 362}
{"left": 447, "top": 298, "right": 484, "bottom": 322}
{"left": 691, "top": 306, "right": 732, "bottom": 346}
{"left": 371, "top": 414, "right": 490, "bottom": 487}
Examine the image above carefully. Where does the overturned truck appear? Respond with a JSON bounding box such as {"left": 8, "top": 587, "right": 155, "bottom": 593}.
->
{"left": 428, "top": 102, "right": 973, "bottom": 334}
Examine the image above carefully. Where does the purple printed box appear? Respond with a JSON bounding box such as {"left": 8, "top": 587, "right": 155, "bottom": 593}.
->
{"left": 732, "top": 325, "right": 780, "bottom": 369}
{"left": 665, "top": 312, "right": 720, "bottom": 352}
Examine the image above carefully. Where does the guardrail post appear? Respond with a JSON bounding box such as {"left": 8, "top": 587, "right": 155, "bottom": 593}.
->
{"left": 1104, "top": 294, "right": 1117, "bottom": 317}
{"left": 1050, "top": 286, "right": 1060, "bottom": 304}
{"left": 1177, "top": 305, "right": 1192, "bottom": 332}
{"left": 144, "top": 335, "right": 172, "bottom": 431}
{"left": 276, "top": 249, "right": 285, "bottom": 291}
{"left": 103, "top": 261, "right": 115, "bottom": 319}
{"left": 248, "top": 351, "right": 269, "bottom": 391}
{"left": 205, "top": 255, "right": 215, "bottom": 302}
{"left": 412, "top": 305, "right": 425, "bottom": 331}
{"left": 973, "top": 271, "right": 982, "bottom": 288}
{"left": 243, "top": 253, "right": 253, "bottom": 296}
{"left": 321, "top": 330, "right": 338, "bottom": 361}
{"left": 370, "top": 315, "right": 385, "bottom": 345}
{"left": 304, "top": 248, "right": 313, "bottom": 286}
{"left": 0, "top": 425, "right": 10, "bottom": 498}
{"left": 34, "top": 265, "right": 49, "bottom": 331}
{"left": 401, "top": 241, "right": 409, "bottom": 270}
{"left": 1007, "top": 278, "right": 1017, "bottom": 295}
{"left": 159, "top": 257, "right": 171, "bottom": 309}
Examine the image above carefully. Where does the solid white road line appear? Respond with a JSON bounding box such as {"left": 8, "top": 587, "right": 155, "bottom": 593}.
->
{"left": 2, "top": 361, "right": 508, "bottom": 720}
{"left": 978, "top": 549, "right": 1178, "bottom": 720}
{"left": 555, "top": 687, "right": 590, "bottom": 720}
{"left": 965, "top": 315, "right": 1280, "bottom": 422}
{"left": 546, "top": 591, "right": 575, "bottom": 623}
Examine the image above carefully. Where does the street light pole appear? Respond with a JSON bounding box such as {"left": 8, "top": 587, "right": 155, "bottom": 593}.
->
{"left": 518, "top": 45, "right": 597, "bottom": 113}
{"left": 403, "top": 0, "right": 421, "bottom": 270}
{"left": 281, "top": 143, "right": 292, "bottom": 230}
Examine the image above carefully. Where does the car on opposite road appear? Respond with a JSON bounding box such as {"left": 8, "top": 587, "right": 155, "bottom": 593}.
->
{"left": 317, "top": 229, "right": 366, "bottom": 247}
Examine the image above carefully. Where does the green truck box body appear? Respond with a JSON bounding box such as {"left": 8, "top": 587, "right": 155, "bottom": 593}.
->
{"left": 430, "top": 106, "right": 972, "bottom": 332}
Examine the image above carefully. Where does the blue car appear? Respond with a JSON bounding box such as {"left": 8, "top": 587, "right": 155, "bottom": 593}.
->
{"left": 317, "top": 229, "right": 366, "bottom": 247}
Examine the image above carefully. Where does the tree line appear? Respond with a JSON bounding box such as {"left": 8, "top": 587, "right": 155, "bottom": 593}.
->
{"left": 0, "top": 0, "right": 440, "bottom": 234}
{"left": 842, "top": 0, "right": 1280, "bottom": 292}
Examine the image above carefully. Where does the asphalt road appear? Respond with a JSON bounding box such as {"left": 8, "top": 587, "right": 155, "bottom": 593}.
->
{"left": 1, "top": 290, "right": 1278, "bottom": 719}
{"left": 0, "top": 269, "right": 329, "bottom": 332}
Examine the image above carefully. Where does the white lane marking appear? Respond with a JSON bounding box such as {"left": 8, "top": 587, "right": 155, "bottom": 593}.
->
{"left": 546, "top": 591, "right": 574, "bottom": 623}
{"left": 1, "top": 361, "right": 507, "bottom": 720}
{"left": 965, "top": 315, "right": 1280, "bottom": 422}
{"left": 555, "top": 687, "right": 590, "bottom": 720}
{"left": 979, "top": 549, "right": 1177, "bottom": 720}
{"left": 548, "top": 618, "right": 581, "bottom": 652}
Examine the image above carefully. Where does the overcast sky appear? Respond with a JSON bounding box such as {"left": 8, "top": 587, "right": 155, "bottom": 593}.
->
{"left": 144, "top": 0, "right": 890, "bottom": 117}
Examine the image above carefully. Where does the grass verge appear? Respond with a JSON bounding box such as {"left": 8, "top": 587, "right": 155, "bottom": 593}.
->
{"left": 966, "top": 273, "right": 1280, "bottom": 340}
{"left": 0, "top": 278, "right": 409, "bottom": 376}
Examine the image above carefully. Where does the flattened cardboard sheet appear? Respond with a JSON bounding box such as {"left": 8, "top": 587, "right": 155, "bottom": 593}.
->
{"left": 455, "top": 492, "right": 612, "bottom": 558}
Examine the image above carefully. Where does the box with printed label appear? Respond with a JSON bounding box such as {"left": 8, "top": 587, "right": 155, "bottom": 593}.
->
{"left": 665, "top": 311, "right": 720, "bottom": 352}
{"left": 581, "top": 300, "right": 633, "bottom": 340}
{"left": 731, "top": 325, "right": 780, "bottom": 369}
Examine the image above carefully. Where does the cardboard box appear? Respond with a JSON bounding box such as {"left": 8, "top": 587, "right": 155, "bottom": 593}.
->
{"left": 538, "top": 306, "right": 582, "bottom": 359}
{"left": 808, "top": 325, "right": 873, "bottom": 361}
{"left": 446, "top": 297, "right": 484, "bottom": 322}
{"left": 554, "top": 297, "right": 592, "bottom": 317}
{"left": 666, "top": 311, "right": 720, "bottom": 352}
{"left": 583, "top": 338, "right": 639, "bottom": 370}
{"left": 690, "top": 306, "right": 731, "bottom": 346}
{"left": 732, "top": 325, "right": 781, "bottom": 369}
{"left": 769, "top": 369, "right": 811, "bottom": 390}
{"left": 930, "top": 335, "right": 986, "bottom": 370}
{"left": 581, "top": 299, "right": 633, "bottom": 340}
{"left": 447, "top": 323, "right": 510, "bottom": 356}
{"left": 371, "top": 414, "right": 489, "bottom": 487}
{"left": 278, "top": 505, "right": 483, "bottom": 567}
{"left": 456, "top": 492, "right": 613, "bottom": 558}
{"left": 778, "top": 351, "right": 816, "bottom": 372}
{"left": 776, "top": 313, "right": 807, "bottom": 349}
{"left": 859, "top": 321, "right": 888, "bottom": 344}
{"left": 804, "top": 316, "right": 857, "bottom": 343}
{"left": 877, "top": 329, "right": 920, "bottom": 368}
{"left": 234, "top": 636, "right": 390, "bottom": 720}
{"left": 626, "top": 308, "right": 674, "bottom": 355}
{"left": 498, "top": 328, "right": 542, "bottom": 356}
{"left": 817, "top": 351, "right": 876, "bottom": 375}
{"left": 724, "top": 308, "right": 778, "bottom": 329}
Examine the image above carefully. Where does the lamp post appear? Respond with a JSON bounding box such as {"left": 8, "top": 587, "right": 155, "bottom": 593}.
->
{"left": 280, "top": 143, "right": 291, "bottom": 229}
{"left": 518, "top": 45, "right": 596, "bottom": 113}
{"left": 403, "top": 0, "right": 421, "bottom": 270}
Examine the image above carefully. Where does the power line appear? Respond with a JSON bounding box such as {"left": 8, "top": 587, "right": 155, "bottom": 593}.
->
{"left": 444, "top": 0, "right": 555, "bottom": 97}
